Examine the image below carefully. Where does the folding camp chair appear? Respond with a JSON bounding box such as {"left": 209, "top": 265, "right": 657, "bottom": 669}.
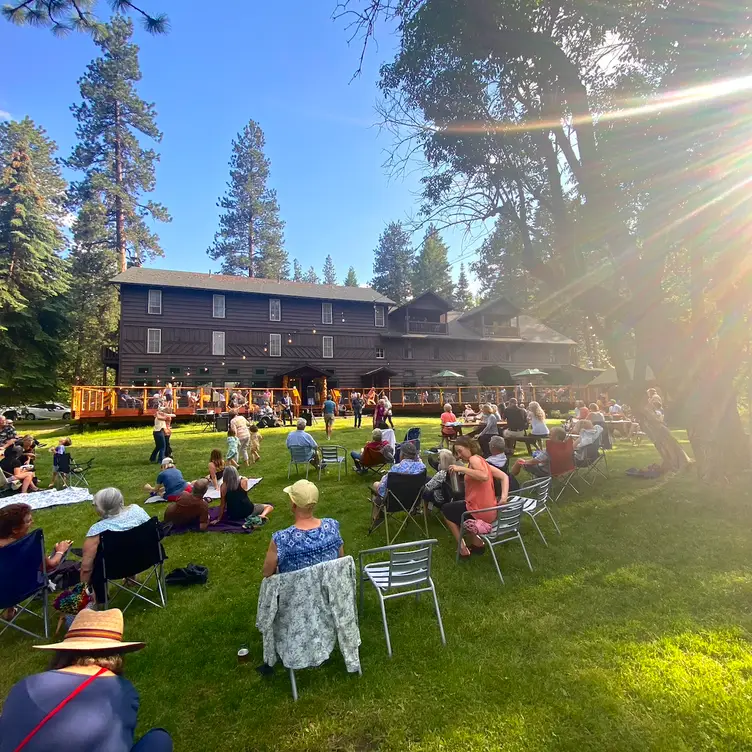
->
{"left": 369, "top": 471, "right": 428, "bottom": 544}
{"left": 98, "top": 517, "right": 167, "bottom": 612}
{"left": 359, "top": 539, "right": 445, "bottom": 658}
{"left": 517, "top": 476, "right": 560, "bottom": 546}
{"left": 56, "top": 454, "right": 94, "bottom": 489}
{"left": 0, "top": 529, "right": 50, "bottom": 640}
{"left": 575, "top": 437, "right": 609, "bottom": 486}
{"left": 394, "top": 427, "right": 422, "bottom": 462}
{"left": 319, "top": 444, "right": 348, "bottom": 481}
{"left": 0, "top": 467, "right": 22, "bottom": 497}
{"left": 456, "top": 496, "right": 532, "bottom": 584}
{"left": 358, "top": 445, "right": 392, "bottom": 476}
{"left": 287, "top": 445, "right": 314, "bottom": 479}
{"left": 547, "top": 438, "right": 580, "bottom": 502}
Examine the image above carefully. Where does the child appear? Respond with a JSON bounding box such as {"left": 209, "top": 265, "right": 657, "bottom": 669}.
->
{"left": 249, "top": 424, "right": 262, "bottom": 463}
{"left": 48, "top": 437, "right": 72, "bottom": 488}
{"left": 163, "top": 413, "right": 173, "bottom": 458}
{"left": 226, "top": 426, "right": 239, "bottom": 467}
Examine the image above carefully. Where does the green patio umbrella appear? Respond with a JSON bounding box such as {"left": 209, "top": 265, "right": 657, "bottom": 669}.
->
{"left": 431, "top": 370, "right": 466, "bottom": 379}
{"left": 512, "top": 368, "right": 549, "bottom": 378}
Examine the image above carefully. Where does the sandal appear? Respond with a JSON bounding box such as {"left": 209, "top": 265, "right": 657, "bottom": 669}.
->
{"left": 470, "top": 545, "right": 486, "bottom": 556}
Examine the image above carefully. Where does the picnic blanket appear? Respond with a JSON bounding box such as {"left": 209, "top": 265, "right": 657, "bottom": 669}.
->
{"left": 144, "top": 477, "right": 262, "bottom": 504}
{"left": 0, "top": 487, "right": 92, "bottom": 511}
{"left": 163, "top": 506, "right": 258, "bottom": 536}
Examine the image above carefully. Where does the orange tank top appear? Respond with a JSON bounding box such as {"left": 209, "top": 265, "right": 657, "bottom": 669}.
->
{"left": 464, "top": 457, "right": 498, "bottom": 524}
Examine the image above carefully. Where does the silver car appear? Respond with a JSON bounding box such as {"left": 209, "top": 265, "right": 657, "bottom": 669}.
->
{"left": 22, "top": 402, "right": 72, "bottom": 421}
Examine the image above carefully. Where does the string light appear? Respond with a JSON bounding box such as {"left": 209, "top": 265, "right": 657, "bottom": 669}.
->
{"left": 312, "top": 328, "right": 316, "bottom": 334}
{"left": 242, "top": 354, "right": 247, "bottom": 360}
{"left": 221, "top": 361, "right": 225, "bottom": 366}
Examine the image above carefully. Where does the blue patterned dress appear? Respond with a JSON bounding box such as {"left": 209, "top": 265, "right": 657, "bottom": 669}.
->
{"left": 273, "top": 518, "right": 343, "bottom": 574}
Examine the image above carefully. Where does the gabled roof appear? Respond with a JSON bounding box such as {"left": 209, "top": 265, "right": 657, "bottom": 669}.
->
{"left": 111, "top": 267, "right": 395, "bottom": 305}
{"left": 389, "top": 291, "right": 454, "bottom": 314}
{"left": 458, "top": 296, "right": 520, "bottom": 321}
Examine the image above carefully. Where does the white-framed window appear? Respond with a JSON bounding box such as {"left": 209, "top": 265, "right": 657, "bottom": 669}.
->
{"left": 213, "top": 294, "right": 226, "bottom": 319}
{"left": 269, "top": 298, "right": 281, "bottom": 322}
{"left": 322, "top": 335, "right": 334, "bottom": 358}
{"left": 321, "top": 302, "right": 333, "bottom": 324}
{"left": 146, "top": 328, "right": 161, "bottom": 354}
{"left": 147, "top": 289, "right": 162, "bottom": 315}
{"left": 212, "top": 331, "right": 225, "bottom": 356}
{"left": 269, "top": 333, "right": 281, "bottom": 357}
{"left": 374, "top": 305, "right": 385, "bottom": 327}
{"left": 376, "top": 347, "right": 385, "bottom": 359}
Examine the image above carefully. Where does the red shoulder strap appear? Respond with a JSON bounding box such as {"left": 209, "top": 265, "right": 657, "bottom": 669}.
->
{"left": 15, "top": 667, "right": 108, "bottom": 751}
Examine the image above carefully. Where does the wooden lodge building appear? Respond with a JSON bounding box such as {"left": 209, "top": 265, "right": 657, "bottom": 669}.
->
{"left": 104, "top": 268, "right": 577, "bottom": 402}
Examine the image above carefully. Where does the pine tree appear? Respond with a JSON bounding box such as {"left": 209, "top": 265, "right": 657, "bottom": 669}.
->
{"left": 68, "top": 17, "right": 170, "bottom": 273}
{"left": 322, "top": 254, "right": 337, "bottom": 285}
{"left": 371, "top": 221, "right": 414, "bottom": 304}
{"left": 344, "top": 266, "right": 358, "bottom": 286}
{"left": 304, "top": 266, "right": 320, "bottom": 284}
{"left": 0, "top": 118, "right": 70, "bottom": 400}
{"left": 292, "top": 258, "right": 303, "bottom": 282}
{"left": 454, "top": 263, "right": 474, "bottom": 311}
{"left": 208, "top": 119, "right": 287, "bottom": 279}
{"left": 412, "top": 224, "right": 453, "bottom": 301}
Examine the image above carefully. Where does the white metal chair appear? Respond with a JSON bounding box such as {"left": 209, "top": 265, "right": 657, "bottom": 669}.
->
{"left": 456, "top": 496, "right": 533, "bottom": 584}
{"left": 318, "top": 444, "right": 348, "bottom": 481}
{"left": 287, "top": 445, "right": 314, "bottom": 479}
{"left": 517, "top": 476, "right": 560, "bottom": 546}
{"left": 359, "top": 539, "right": 445, "bottom": 658}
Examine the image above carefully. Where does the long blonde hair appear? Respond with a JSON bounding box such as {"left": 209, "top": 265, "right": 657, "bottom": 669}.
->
{"left": 527, "top": 401, "right": 545, "bottom": 421}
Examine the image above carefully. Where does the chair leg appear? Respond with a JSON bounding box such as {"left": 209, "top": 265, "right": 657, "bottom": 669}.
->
{"left": 518, "top": 533, "right": 533, "bottom": 571}
{"left": 430, "top": 582, "right": 446, "bottom": 647}
{"left": 42, "top": 587, "right": 49, "bottom": 638}
{"left": 287, "top": 463, "right": 292, "bottom": 479}
{"left": 377, "top": 592, "right": 393, "bottom": 657}
{"left": 486, "top": 542, "right": 505, "bottom": 585}
{"left": 528, "top": 513, "right": 548, "bottom": 546}
{"left": 289, "top": 667, "right": 298, "bottom": 701}
{"left": 546, "top": 506, "right": 561, "bottom": 535}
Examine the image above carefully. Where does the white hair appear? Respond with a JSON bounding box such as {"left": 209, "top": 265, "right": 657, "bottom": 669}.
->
{"left": 437, "top": 448, "right": 454, "bottom": 471}
{"left": 296, "top": 418, "right": 307, "bottom": 430}
{"left": 443, "top": 403, "right": 452, "bottom": 412}
{"left": 93, "top": 487, "right": 125, "bottom": 519}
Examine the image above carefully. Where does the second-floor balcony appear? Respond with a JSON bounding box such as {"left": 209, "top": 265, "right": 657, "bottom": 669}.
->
{"left": 483, "top": 325, "right": 519, "bottom": 338}
{"left": 101, "top": 346, "right": 119, "bottom": 365}
{"left": 408, "top": 320, "right": 448, "bottom": 335}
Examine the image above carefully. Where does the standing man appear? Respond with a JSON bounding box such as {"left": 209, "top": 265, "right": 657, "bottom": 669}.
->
{"left": 322, "top": 392, "right": 338, "bottom": 440}
{"left": 351, "top": 392, "right": 363, "bottom": 429}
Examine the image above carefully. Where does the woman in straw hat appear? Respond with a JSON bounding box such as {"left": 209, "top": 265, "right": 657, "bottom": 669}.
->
{"left": 0, "top": 608, "right": 172, "bottom": 751}
{"left": 261, "top": 479, "right": 343, "bottom": 577}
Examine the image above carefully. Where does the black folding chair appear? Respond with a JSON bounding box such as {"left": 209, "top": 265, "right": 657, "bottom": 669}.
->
{"left": 98, "top": 518, "right": 167, "bottom": 612}
{"left": 0, "top": 529, "right": 50, "bottom": 640}
{"left": 369, "top": 471, "right": 428, "bottom": 544}
{"left": 575, "top": 437, "right": 609, "bottom": 485}
{"left": 57, "top": 454, "right": 94, "bottom": 489}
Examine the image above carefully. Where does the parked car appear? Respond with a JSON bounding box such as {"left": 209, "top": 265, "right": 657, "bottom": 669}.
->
{"left": 21, "top": 402, "right": 72, "bottom": 421}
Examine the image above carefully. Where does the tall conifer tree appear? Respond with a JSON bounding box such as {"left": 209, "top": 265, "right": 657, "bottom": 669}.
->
{"left": 68, "top": 16, "right": 170, "bottom": 273}
{"left": 208, "top": 119, "right": 287, "bottom": 279}
{"left": 412, "top": 224, "right": 453, "bottom": 300}
{"left": 371, "top": 221, "right": 414, "bottom": 304}
{"left": 322, "top": 254, "right": 337, "bottom": 285}
{"left": 454, "top": 263, "right": 474, "bottom": 310}
{"left": 344, "top": 266, "right": 358, "bottom": 286}
{"left": 292, "top": 258, "right": 303, "bottom": 282}
{"left": 304, "top": 266, "right": 320, "bottom": 284}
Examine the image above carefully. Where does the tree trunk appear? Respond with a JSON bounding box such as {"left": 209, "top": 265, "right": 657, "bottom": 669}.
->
{"left": 114, "top": 100, "right": 126, "bottom": 273}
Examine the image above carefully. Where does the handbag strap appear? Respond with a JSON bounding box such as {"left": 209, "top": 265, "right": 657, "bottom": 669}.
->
{"left": 14, "top": 667, "right": 108, "bottom": 751}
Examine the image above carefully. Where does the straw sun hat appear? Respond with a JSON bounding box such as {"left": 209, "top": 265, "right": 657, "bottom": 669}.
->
{"left": 34, "top": 608, "right": 145, "bottom": 653}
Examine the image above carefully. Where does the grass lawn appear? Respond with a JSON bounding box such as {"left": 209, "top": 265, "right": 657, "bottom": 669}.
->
{"left": 2, "top": 417, "right": 752, "bottom": 751}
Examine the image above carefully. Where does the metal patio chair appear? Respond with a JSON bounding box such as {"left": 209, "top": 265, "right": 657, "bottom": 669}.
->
{"left": 517, "top": 476, "right": 560, "bottom": 546}
{"left": 318, "top": 444, "right": 348, "bottom": 481}
{"left": 287, "top": 445, "right": 314, "bottom": 479}
{"left": 359, "top": 539, "right": 445, "bottom": 658}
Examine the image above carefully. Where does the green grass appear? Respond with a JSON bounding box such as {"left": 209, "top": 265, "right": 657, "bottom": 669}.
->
{"left": 3, "top": 418, "right": 752, "bottom": 751}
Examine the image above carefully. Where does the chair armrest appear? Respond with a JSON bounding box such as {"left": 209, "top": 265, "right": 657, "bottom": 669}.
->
{"left": 359, "top": 539, "right": 438, "bottom": 558}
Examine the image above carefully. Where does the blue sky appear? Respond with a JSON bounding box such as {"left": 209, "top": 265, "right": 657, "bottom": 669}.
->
{"left": 1, "top": 1, "right": 481, "bottom": 286}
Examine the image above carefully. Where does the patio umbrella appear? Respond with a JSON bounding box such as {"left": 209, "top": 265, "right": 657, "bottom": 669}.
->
{"left": 431, "top": 370, "right": 466, "bottom": 379}
{"left": 512, "top": 368, "right": 549, "bottom": 378}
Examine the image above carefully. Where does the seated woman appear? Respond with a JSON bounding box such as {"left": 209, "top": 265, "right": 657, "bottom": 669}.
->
{"left": 0, "top": 608, "right": 173, "bottom": 751}
{"left": 469, "top": 403, "right": 499, "bottom": 457}
{"left": 80, "top": 488, "right": 151, "bottom": 603}
{"left": 441, "top": 436, "right": 509, "bottom": 559}
{"left": 440, "top": 403, "right": 459, "bottom": 447}
{"left": 215, "top": 466, "right": 273, "bottom": 524}
{"left": 351, "top": 429, "right": 389, "bottom": 473}
{"left": 1, "top": 445, "right": 37, "bottom": 494}
{"left": 462, "top": 404, "right": 477, "bottom": 422}
{"left": 527, "top": 401, "right": 550, "bottom": 441}
{"left": 588, "top": 402, "right": 612, "bottom": 449}
{"left": 422, "top": 449, "right": 455, "bottom": 508}
{"left": 163, "top": 478, "right": 210, "bottom": 531}
{"left": 510, "top": 426, "right": 566, "bottom": 478}
{"left": 145, "top": 458, "right": 190, "bottom": 501}
{"left": 262, "top": 479, "right": 343, "bottom": 577}
{"left": 207, "top": 449, "right": 225, "bottom": 491}
{"left": 573, "top": 420, "right": 604, "bottom": 464}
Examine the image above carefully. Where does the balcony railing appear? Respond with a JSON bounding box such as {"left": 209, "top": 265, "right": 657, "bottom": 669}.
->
{"left": 407, "top": 321, "right": 448, "bottom": 334}
{"left": 101, "top": 346, "right": 119, "bottom": 365}
{"left": 482, "top": 325, "right": 518, "bottom": 338}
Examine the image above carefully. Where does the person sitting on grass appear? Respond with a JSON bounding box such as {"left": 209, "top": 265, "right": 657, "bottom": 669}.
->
{"left": 164, "top": 478, "right": 211, "bottom": 532}
{"left": 351, "top": 429, "right": 389, "bottom": 474}
{"left": 145, "top": 457, "right": 190, "bottom": 501}
{"left": 370, "top": 441, "right": 424, "bottom": 499}
{"left": 422, "top": 449, "right": 455, "bottom": 508}
{"left": 285, "top": 418, "right": 319, "bottom": 468}
{"left": 1, "top": 445, "right": 37, "bottom": 494}
{"left": 208, "top": 449, "right": 225, "bottom": 491}
{"left": 0, "top": 607, "right": 173, "bottom": 752}
{"left": 510, "top": 426, "right": 567, "bottom": 478}
{"left": 262, "top": 479, "right": 343, "bottom": 577}
{"left": 214, "top": 466, "right": 273, "bottom": 526}
{"left": 442, "top": 436, "right": 509, "bottom": 559}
